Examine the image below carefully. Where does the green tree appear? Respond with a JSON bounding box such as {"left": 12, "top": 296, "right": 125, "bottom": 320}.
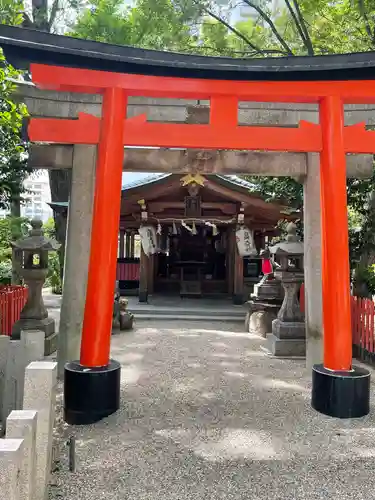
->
{"left": 69, "top": 0, "right": 194, "bottom": 50}
{"left": 0, "top": 216, "right": 29, "bottom": 284}
{"left": 0, "top": 53, "right": 30, "bottom": 210}
{"left": 0, "top": 1, "right": 30, "bottom": 217}
{"left": 43, "top": 217, "right": 62, "bottom": 293}
{"left": 5, "top": 0, "right": 86, "bottom": 280}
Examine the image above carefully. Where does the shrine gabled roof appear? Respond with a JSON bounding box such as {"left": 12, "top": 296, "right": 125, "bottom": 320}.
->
{"left": 122, "top": 174, "right": 170, "bottom": 190}
{"left": 121, "top": 174, "right": 255, "bottom": 193}
{"left": 2, "top": 25, "right": 375, "bottom": 81}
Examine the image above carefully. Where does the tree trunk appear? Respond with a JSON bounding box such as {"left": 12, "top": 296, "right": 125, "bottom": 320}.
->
{"left": 49, "top": 170, "right": 72, "bottom": 280}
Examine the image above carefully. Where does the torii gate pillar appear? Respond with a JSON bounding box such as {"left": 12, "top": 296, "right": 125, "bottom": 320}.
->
{"left": 311, "top": 96, "right": 370, "bottom": 418}
{"left": 64, "top": 88, "right": 126, "bottom": 425}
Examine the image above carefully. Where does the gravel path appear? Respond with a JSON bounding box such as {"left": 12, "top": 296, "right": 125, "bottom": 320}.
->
{"left": 50, "top": 321, "right": 375, "bottom": 500}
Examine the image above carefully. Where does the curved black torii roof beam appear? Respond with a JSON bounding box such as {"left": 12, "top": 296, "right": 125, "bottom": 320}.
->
{"left": 2, "top": 25, "right": 375, "bottom": 81}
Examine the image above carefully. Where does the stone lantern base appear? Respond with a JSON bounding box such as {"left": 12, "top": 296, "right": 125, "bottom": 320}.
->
{"left": 252, "top": 278, "right": 283, "bottom": 302}
{"left": 267, "top": 319, "right": 306, "bottom": 357}
{"left": 12, "top": 318, "right": 58, "bottom": 355}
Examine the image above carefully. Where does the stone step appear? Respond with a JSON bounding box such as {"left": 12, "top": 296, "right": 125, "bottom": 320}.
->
{"left": 132, "top": 307, "right": 245, "bottom": 318}
{"left": 135, "top": 313, "right": 245, "bottom": 322}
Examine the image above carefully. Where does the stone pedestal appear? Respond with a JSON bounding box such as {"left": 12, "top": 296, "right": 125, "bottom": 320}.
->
{"left": 268, "top": 278, "right": 305, "bottom": 357}
{"left": 11, "top": 220, "right": 60, "bottom": 356}
{"left": 267, "top": 223, "right": 305, "bottom": 357}
{"left": 12, "top": 271, "right": 57, "bottom": 355}
{"left": 245, "top": 301, "right": 280, "bottom": 337}
{"left": 13, "top": 319, "right": 57, "bottom": 355}
{"left": 267, "top": 320, "right": 306, "bottom": 356}
{"left": 253, "top": 277, "right": 283, "bottom": 302}
{"left": 249, "top": 310, "right": 277, "bottom": 337}
{"left": 246, "top": 274, "right": 283, "bottom": 337}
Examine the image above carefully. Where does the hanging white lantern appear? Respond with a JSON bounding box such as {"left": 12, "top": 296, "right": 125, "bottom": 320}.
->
{"left": 138, "top": 226, "right": 158, "bottom": 256}
{"left": 236, "top": 226, "right": 257, "bottom": 257}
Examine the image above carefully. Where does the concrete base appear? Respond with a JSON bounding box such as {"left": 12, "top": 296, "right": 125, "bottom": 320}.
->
{"left": 248, "top": 310, "right": 277, "bottom": 337}
{"left": 64, "top": 360, "right": 121, "bottom": 425}
{"left": 139, "top": 291, "right": 148, "bottom": 303}
{"left": 272, "top": 319, "right": 305, "bottom": 339}
{"left": 312, "top": 364, "right": 370, "bottom": 418}
{"left": 12, "top": 317, "right": 57, "bottom": 354}
{"left": 267, "top": 334, "right": 306, "bottom": 357}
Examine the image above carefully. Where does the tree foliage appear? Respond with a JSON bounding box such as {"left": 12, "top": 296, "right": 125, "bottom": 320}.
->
{"left": 68, "top": 0, "right": 194, "bottom": 50}
{"left": 0, "top": 2, "right": 30, "bottom": 210}
{"left": 0, "top": 216, "right": 29, "bottom": 284}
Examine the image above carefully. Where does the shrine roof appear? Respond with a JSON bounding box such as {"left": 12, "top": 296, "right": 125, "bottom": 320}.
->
{"left": 123, "top": 174, "right": 170, "bottom": 190}
{"left": 121, "top": 174, "right": 255, "bottom": 193}
{"left": 2, "top": 25, "right": 375, "bottom": 81}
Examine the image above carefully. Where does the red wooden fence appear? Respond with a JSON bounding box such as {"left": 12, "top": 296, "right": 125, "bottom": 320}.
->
{"left": 351, "top": 296, "right": 375, "bottom": 356}
{"left": 0, "top": 285, "right": 28, "bottom": 336}
{"left": 116, "top": 262, "right": 140, "bottom": 281}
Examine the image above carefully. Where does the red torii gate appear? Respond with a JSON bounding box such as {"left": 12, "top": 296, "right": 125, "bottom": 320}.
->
{"left": 24, "top": 61, "right": 375, "bottom": 424}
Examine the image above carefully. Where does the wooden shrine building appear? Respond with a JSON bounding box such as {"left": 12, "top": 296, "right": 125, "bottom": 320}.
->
{"left": 117, "top": 173, "right": 291, "bottom": 303}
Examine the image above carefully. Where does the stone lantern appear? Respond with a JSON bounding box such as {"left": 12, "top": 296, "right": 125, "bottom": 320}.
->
{"left": 11, "top": 219, "right": 60, "bottom": 355}
{"left": 267, "top": 222, "right": 305, "bottom": 357}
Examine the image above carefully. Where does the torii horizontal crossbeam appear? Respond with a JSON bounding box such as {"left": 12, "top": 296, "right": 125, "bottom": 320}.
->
{"left": 29, "top": 113, "right": 375, "bottom": 154}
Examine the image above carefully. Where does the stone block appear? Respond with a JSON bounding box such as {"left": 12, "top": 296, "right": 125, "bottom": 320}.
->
{"left": 44, "top": 331, "right": 58, "bottom": 356}
{"left": 3, "top": 340, "right": 25, "bottom": 422}
{"left": 23, "top": 361, "right": 57, "bottom": 500}
{"left": 0, "top": 335, "right": 10, "bottom": 425}
{"left": 267, "top": 334, "right": 306, "bottom": 357}
{"left": 21, "top": 330, "right": 45, "bottom": 366}
{"left": 249, "top": 310, "right": 277, "bottom": 337}
{"left": 6, "top": 410, "right": 38, "bottom": 500}
{"left": 2, "top": 332, "right": 46, "bottom": 425}
{"left": 0, "top": 438, "right": 24, "bottom": 500}
{"left": 272, "top": 319, "right": 305, "bottom": 339}
{"left": 13, "top": 318, "right": 57, "bottom": 355}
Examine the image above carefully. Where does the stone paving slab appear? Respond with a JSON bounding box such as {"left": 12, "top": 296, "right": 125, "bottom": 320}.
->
{"left": 50, "top": 322, "right": 375, "bottom": 500}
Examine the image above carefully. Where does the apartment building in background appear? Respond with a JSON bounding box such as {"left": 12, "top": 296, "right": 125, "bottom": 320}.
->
{"left": 21, "top": 171, "right": 53, "bottom": 222}
{"left": 217, "top": 0, "right": 284, "bottom": 23}
{"left": 0, "top": 171, "right": 53, "bottom": 221}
